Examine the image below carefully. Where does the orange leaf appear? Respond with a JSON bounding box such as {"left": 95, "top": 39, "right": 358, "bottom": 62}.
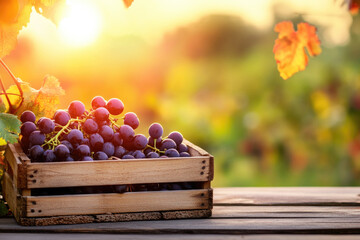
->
{"left": 350, "top": 0, "right": 360, "bottom": 15}
{"left": 0, "top": 1, "right": 32, "bottom": 57}
{"left": 273, "top": 21, "right": 321, "bottom": 80}
{"left": 123, "top": 0, "right": 134, "bottom": 8}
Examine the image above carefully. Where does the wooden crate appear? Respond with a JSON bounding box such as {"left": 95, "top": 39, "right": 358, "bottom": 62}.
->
{"left": 2, "top": 140, "right": 214, "bottom": 226}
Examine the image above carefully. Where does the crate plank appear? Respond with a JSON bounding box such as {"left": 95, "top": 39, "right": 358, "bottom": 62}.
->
{"left": 214, "top": 187, "right": 360, "bottom": 206}
{"left": 4, "top": 144, "right": 27, "bottom": 189}
{"left": 26, "top": 156, "right": 211, "bottom": 188}
{"left": 24, "top": 189, "right": 211, "bottom": 217}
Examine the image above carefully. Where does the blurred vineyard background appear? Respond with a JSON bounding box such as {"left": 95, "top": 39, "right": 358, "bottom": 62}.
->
{"left": 2, "top": 0, "right": 360, "bottom": 186}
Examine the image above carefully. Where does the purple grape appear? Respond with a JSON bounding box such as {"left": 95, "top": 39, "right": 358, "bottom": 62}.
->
{"left": 119, "top": 125, "right": 134, "bottom": 141}
{"left": 149, "top": 123, "right": 163, "bottom": 139}
{"left": 165, "top": 148, "right": 180, "bottom": 157}
{"left": 83, "top": 118, "right": 98, "bottom": 134}
{"left": 68, "top": 100, "right": 85, "bottom": 118}
{"left": 160, "top": 155, "right": 168, "bottom": 158}
{"left": 94, "top": 151, "right": 108, "bottom": 160}
{"left": 99, "top": 125, "right": 114, "bottom": 142}
{"left": 94, "top": 107, "right": 109, "bottom": 121}
{"left": 54, "top": 144, "right": 70, "bottom": 160}
{"left": 113, "top": 133, "right": 123, "bottom": 146}
{"left": 91, "top": 96, "right": 107, "bottom": 110}
{"left": 114, "top": 146, "right": 126, "bottom": 158}
{"left": 146, "top": 152, "right": 159, "bottom": 158}
{"left": 89, "top": 133, "right": 104, "bottom": 151}
{"left": 133, "top": 150, "right": 145, "bottom": 158}
{"left": 177, "top": 143, "right": 188, "bottom": 153}
{"left": 102, "top": 142, "right": 115, "bottom": 157}
{"left": 180, "top": 152, "right": 191, "bottom": 157}
{"left": 122, "top": 154, "right": 135, "bottom": 159}
{"left": 114, "top": 185, "right": 127, "bottom": 193}
{"left": 81, "top": 138, "right": 90, "bottom": 146}
{"left": 81, "top": 156, "right": 93, "bottom": 161}
{"left": 124, "top": 112, "right": 139, "bottom": 129}
{"left": 159, "top": 139, "right": 176, "bottom": 151}
{"left": 21, "top": 122, "right": 37, "bottom": 137}
{"left": 144, "top": 148, "right": 152, "bottom": 155}
{"left": 60, "top": 140, "right": 74, "bottom": 153}
{"left": 148, "top": 136, "right": 162, "bottom": 147}
{"left": 67, "top": 129, "right": 83, "bottom": 144}
{"left": 75, "top": 144, "right": 91, "bottom": 157}
{"left": 29, "top": 145, "right": 44, "bottom": 162}
{"left": 38, "top": 117, "right": 55, "bottom": 134}
{"left": 106, "top": 98, "right": 124, "bottom": 115}
{"left": 29, "top": 131, "right": 45, "bottom": 146}
{"left": 65, "top": 156, "right": 74, "bottom": 162}
{"left": 20, "top": 110, "right": 36, "bottom": 123}
{"left": 43, "top": 149, "right": 56, "bottom": 162}
{"left": 167, "top": 131, "right": 183, "bottom": 146}
{"left": 54, "top": 110, "right": 71, "bottom": 126}
{"left": 133, "top": 134, "right": 147, "bottom": 150}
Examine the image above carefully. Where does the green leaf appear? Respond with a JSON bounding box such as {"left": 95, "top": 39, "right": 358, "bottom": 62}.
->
{"left": 0, "top": 113, "right": 20, "bottom": 144}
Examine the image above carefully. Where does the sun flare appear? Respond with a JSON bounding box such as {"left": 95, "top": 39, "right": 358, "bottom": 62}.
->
{"left": 58, "top": 0, "right": 102, "bottom": 47}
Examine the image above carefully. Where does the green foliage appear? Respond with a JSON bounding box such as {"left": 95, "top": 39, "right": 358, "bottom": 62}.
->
{"left": 0, "top": 113, "right": 20, "bottom": 144}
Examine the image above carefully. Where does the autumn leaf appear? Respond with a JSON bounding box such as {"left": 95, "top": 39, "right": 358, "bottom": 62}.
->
{"left": 123, "top": 0, "right": 134, "bottom": 8}
{"left": 273, "top": 21, "right": 322, "bottom": 80}
{"left": 0, "top": 112, "right": 21, "bottom": 144}
{"left": 0, "top": 0, "right": 33, "bottom": 58}
{"left": 1, "top": 75, "right": 65, "bottom": 118}
{"left": 350, "top": 0, "right": 360, "bottom": 15}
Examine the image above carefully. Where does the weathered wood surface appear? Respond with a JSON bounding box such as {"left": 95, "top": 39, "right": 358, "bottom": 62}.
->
{"left": 26, "top": 189, "right": 211, "bottom": 217}
{"left": 1, "top": 187, "right": 360, "bottom": 237}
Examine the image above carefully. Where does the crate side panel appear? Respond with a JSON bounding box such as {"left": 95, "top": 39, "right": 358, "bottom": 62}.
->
{"left": 5, "top": 144, "right": 27, "bottom": 189}
{"left": 2, "top": 172, "right": 26, "bottom": 222}
{"left": 26, "top": 189, "right": 211, "bottom": 217}
{"left": 27, "top": 156, "right": 211, "bottom": 188}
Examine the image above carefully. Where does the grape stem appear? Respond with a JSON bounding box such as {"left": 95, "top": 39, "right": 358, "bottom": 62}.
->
{"left": 0, "top": 76, "right": 13, "bottom": 113}
{"left": 42, "top": 118, "right": 83, "bottom": 149}
{"left": 146, "top": 144, "right": 165, "bottom": 154}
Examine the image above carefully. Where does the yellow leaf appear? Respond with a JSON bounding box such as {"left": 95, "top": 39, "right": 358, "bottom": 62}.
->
{"left": 123, "top": 0, "right": 134, "bottom": 8}
{"left": 1, "top": 75, "right": 65, "bottom": 118}
{"left": 273, "top": 21, "right": 322, "bottom": 80}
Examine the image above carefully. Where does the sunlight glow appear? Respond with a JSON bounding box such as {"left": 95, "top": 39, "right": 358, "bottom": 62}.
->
{"left": 58, "top": 0, "right": 102, "bottom": 47}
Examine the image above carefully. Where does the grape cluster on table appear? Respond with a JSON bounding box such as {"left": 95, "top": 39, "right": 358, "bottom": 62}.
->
{"left": 18, "top": 97, "right": 200, "bottom": 194}
{"left": 20, "top": 96, "right": 190, "bottom": 162}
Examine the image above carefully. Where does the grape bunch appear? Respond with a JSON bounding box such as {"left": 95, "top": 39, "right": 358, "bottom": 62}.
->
{"left": 19, "top": 96, "right": 191, "bottom": 163}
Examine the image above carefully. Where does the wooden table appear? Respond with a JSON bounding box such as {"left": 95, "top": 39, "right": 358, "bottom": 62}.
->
{"left": 1, "top": 187, "right": 360, "bottom": 239}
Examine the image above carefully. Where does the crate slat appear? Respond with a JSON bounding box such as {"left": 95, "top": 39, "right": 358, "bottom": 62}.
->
{"left": 27, "top": 156, "right": 211, "bottom": 188}
{"left": 25, "top": 189, "right": 212, "bottom": 217}
{"left": 4, "top": 144, "right": 27, "bottom": 189}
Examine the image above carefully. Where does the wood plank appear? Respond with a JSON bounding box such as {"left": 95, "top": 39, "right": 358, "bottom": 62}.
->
{"left": 25, "top": 189, "right": 211, "bottom": 217}
{"left": 212, "top": 206, "right": 360, "bottom": 218}
{"left": 2, "top": 233, "right": 360, "bottom": 240}
{"left": 2, "top": 217, "right": 360, "bottom": 234}
{"left": 2, "top": 172, "right": 18, "bottom": 219}
{"left": 214, "top": 187, "right": 360, "bottom": 206}
{"left": 4, "top": 144, "right": 27, "bottom": 189}
{"left": 26, "top": 156, "right": 211, "bottom": 188}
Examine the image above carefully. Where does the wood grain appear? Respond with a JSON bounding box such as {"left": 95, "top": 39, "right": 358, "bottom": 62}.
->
{"left": 2, "top": 233, "right": 360, "bottom": 240}
{"left": 25, "top": 189, "right": 212, "bottom": 217}
{"left": 214, "top": 187, "right": 360, "bottom": 206}
{"left": 26, "top": 156, "right": 211, "bottom": 188}
{"left": 4, "top": 144, "right": 27, "bottom": 189}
